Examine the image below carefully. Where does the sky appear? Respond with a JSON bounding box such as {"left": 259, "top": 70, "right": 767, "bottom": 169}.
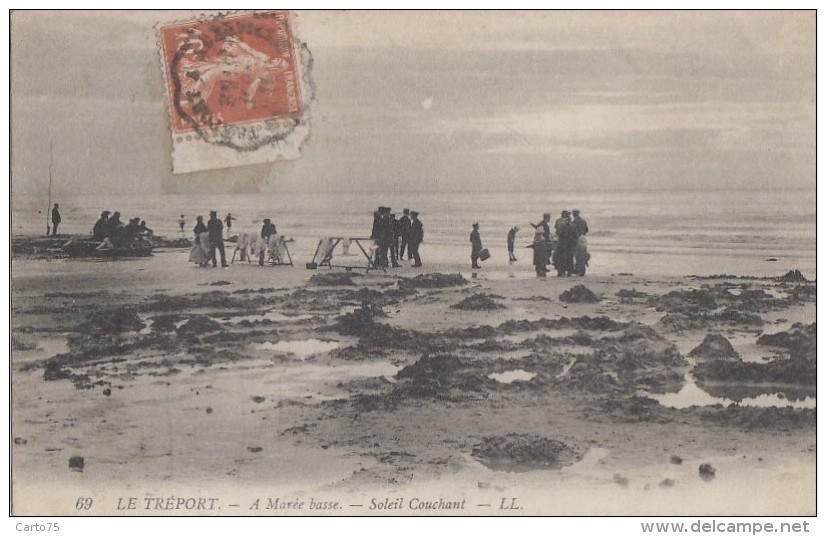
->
{"left": 10, "top": 10, "right": 815, "bottom": 195}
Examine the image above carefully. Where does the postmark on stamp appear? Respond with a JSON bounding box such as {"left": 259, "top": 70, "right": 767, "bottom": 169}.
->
{"left": 158, "top": 10, "right": 311, "bottom": 174}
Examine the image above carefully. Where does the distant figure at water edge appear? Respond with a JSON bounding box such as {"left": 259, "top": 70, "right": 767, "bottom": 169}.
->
{"left": 224, "top": 213, "right": 236, "bottom": 232}
{"left": 178, "top": 215, "right": 186, "bottom": 237}
{"left": 399, "top": 208, "right": 412, "bottom": 260}
{"left": 207, "top": 211, "right": 228, "bottom": 268}
{"left": 507, "top": 226, "right": 519, "bottom": 262}
{"left": 409, "top": 211, "right": 423, "bottom": 267}
{"left": 50, "top": 204, "right": 61, "bottom": 236}
{"left": 470, "top": 222, "right": 483, "bottom": 269}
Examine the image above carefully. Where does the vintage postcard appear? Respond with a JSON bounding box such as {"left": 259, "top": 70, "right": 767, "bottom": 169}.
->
{"left": 9, "top": 10, "right": 816, "bottom": 520}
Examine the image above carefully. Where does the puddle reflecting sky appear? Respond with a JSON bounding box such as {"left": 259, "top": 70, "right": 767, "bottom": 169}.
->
{"left": 488, "top": 370, "right": 536, "bottom": 384}
{"left": 254, "top": 339, "right": 341, "bottom": 358}
{"left": 651, "top": 376, "right": 816, "bottom": 409}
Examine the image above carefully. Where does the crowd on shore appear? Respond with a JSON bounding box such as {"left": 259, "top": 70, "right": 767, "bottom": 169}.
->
{"left": 68, "top": 205, "right": 591, "bottom": 276}
{"left": 90, "top": 210, "right": 154, "bottom": 250}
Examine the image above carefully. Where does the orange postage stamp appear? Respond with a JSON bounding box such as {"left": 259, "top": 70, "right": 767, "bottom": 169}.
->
{"left": 158, "top": 10, "right": 310, "bottom": 174}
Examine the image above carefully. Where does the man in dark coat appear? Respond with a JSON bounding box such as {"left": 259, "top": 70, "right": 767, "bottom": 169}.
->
{"left": 470, "top": 222, "right": 483, "bottom": 269}
{"left": 207, "top": 211, "right": 228, "bottom": 268}
{"left": 389, "top": 213, "right": 400, "bottom": 264}
{"left": 572, "top": 209, "right": 588, "bottom": 238}
{"left": 381, "top": 208, "right": 400, "bottom": 267}
{"left": 409, "top": 211, "right": 423, "bottom": 267}
{"left": 92, "top": 211, "right": 110, "bottom": 240}
{"left": 533, "top": 212, "right": 552, "bottom": 265}
{"left": 371, "top": 208, "right": 386, "bottom": 267}
{"left": 50, "top": 204, "right": 61, "bottom": 236}
{"left": 259, "top": 218, "right": 277, "bottom": 266}
{"left": 553, "top": 211, "right": 575, "bottom": 276}
{"left": 571, "top": 209, "right": 589, "bottom": 276}
{"left": 532, "top": 229, "right": 549, "bottom": 277}
{"left": 398, "top": 208, "right": 412, "bottom": 260}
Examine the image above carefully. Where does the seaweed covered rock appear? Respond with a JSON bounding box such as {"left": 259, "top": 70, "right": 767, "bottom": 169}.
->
{"left": 616, "top": 288, "right": 648, "bottom": 300}
{"left": 309, "top": 272, "right": 361, "bottom": 286}
{"left": 689, "top": 334, "right": 740, "bottom": 360}
{"left": 451, "top": 293, "right": 505, "bottom": 311}
{"left": 757, "top": 323, "right": 816, "bottom": 360}
{"left": 333, "top": 304, "right": 387, "bottom": 336}
{"left": 397, "top": 273, "right": 467, "bottom": 291}
{"left": 692, "top": 358, "right": 816, "bottom": 386}
{"left": 395, "top": 354, "right": 484, "bottom": 397}
{"left": 77, "top": 309, "right": 145, "bottom": 334}
{"left": 650, "top": 288, "right": 718, "bottom": 312}
{"left": 472, "top": 434, "right": 583, "bottom": 471}
{"left": 559, "top": 285, "right": 601, "bottom": 303}
{"left": 776, "top": 270, "right": 808, "bottom": 283}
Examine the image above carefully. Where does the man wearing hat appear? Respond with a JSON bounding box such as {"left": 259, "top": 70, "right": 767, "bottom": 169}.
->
{"left": 207, "top": 211, "right": 228, "bottom": 268}
{"left": 507, "top": 226, "right": 520, "bottom": 262}
{"left": 93, "top": 211, "right": 110, "bottom": 240}
{"left": 259, "top": 218, "right": 277, "bottom": 266}
{"left": 553, "top": 211, "right": 575, "bottom": 276}
{"left": 408, "top": 211, "right": 423, "bottom": 267}
{"left": 571, "top": 209, "right": 588, "bottom": 238}
{"left": 470, "top": 222, "right": 483, "bottom": 269}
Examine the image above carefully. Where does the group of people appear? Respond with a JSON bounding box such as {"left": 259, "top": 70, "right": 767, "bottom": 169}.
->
{"left": 91, "top": 210, "right": 153, "bottom": 249}
{"left": 370, "top": 207, "right": 424, "bottom": 268}
{"left": 470, "top": 209, "right": 590, "bottom": 277}
{"left": 530, "top": 209, "right": 589, "bottom": 277}
{"left": 179, "top": 213, "right": 235, "bottom": 237}
{"left": 189, "top": 211, "right": 229, "bottom": 268}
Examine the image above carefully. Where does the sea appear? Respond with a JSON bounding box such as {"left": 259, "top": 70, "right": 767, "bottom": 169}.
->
{"left": 10, "top": 189, "right": 817, "bottom": 278}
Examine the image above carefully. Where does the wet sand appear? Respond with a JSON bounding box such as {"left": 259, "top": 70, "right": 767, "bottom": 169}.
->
{"left": 10, "top": 245, "right": 817, "bottom": 515}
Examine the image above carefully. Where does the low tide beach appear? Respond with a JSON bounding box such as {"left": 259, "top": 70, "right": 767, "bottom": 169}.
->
{"left": 10, "top": 239, "right": 817, "bottom": 515}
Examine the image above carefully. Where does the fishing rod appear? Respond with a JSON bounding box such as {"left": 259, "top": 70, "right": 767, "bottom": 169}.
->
{"left": 46, "top": 139, "right": 53, "bottom": 236}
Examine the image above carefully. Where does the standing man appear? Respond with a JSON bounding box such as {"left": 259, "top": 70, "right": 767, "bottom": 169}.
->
{"left": 538, "top": 212, "right": 551, "bottom": 242}
{"left": 470, "top": 222, "right": 483, "bottom": 269}
{"left": 178, "top": 215, "right": 186, "bottom": 237}
{"left": 507, "top": 226, "right": 519, "bottom": 262}
{"left": 382, "top": 208, "right": 400, "bottom": 268}
{"left": 571, "top": 209, "right": 588, "bottom": 238}
{"left": 259, "top": 218, "right": 277, "bottom": 266}
{"left": 398, "top": 208, "right": 412, "bottom": 260}
{"left": 371, "top": 207, "right": 384, "bottom": 267}
{"left": 390, "top": 213, "right": 400, "bottom": 265}
{"left": 571, "top": 209, "right": 590, "bottom": 276}
{"left": 554, "top": 211, "right": 575, "bottom": 276}
{"left": 409, "top": 211, "right": 423, "bottom": 267}
{"left": 50, "top": 204, "right": 61, "bottom": 236}
{"left": 207, "top": 211, "right": 228, "bottom": 268}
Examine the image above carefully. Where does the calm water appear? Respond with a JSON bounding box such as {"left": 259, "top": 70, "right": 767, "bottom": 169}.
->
{"left": 11, "top": 189, "right": 816, "bottom": 277}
